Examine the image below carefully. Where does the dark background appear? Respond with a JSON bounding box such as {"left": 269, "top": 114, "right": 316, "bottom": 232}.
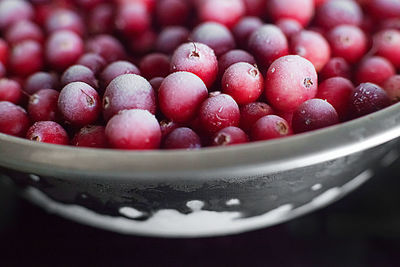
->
{"left": 1, "top": 162, "right": 400, "bottom": 266}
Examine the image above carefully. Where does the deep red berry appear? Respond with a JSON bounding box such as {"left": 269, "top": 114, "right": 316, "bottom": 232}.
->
{"left": 266, "top": 0, "right": 314, "bottom": 27}
{"left": 9, "top": 40, "right": 43, "bottom": 77}
{"left": 242, "top": 0, "right": 267, "bottom": 17}
{"left": 139, "top": 53, "right": 170, "bottom": 80}
{"left": 103, "top": 74, "right": 156, "bottom": 121}
{"left": 292, "top": 99, "right": 339, "bottom": 133}
{"left": 156, "top": 0, "right": 191, "bottom": 27}
{"left": 276, "top": 19, "right": 303, "bottom": 38}
{"left": 115, "top": 3, "right": 150, "bottom": 36}
{"left": 265, "top": 55, "right": 318, "bottom": 112}
{"left": 383, "top": 75, "right": 400, "bottom": 103}
{"left": 100, "top": 61, "right": 141, "bottom": 88}
{"left": 24, "top": 72, "right": 59, "bottom": 95}
{"left": 251, "top": 115, "right": 291, "bottom": 141}
{"left": 159, "top": 119, "right": 180, "bottom": 138}
{"left": 45, "top": 8, "right": 85, "bottom": 36}
{"left": 163, "top": 127, "right": 201, "bottom": 150}
{"left": 0, "top": 39, "right": 8, "bottom": 65}
{"left": 222, "top": 62, "right": 263, "bottom": 105}
{"left": 355, "top": 56, "right": 396, "bottom": 86}
{"left": 86, "top": 35, "right": 126, "bottom": 63}
{"left": 159, "top": 71, "right": 208, "bottom": 123}
{"left": 348, "top": 83, "right": 391, "bottom": 119}
{"left": 105, "top": 109, "right": 161, "bottom": 150}
{"left": 232, "top": 16, "right": 263, "bottom": 49}
{"left": 58, "top": 82, "right": 101, "bottom": 126}
{"left": 315, "top": 0, "right": 363, "bottom": 30}
{"left": 88, "top": 3, "right": 114, "bottom": 35}
{"left": 155, "top": 26, "right": 190, "bottom": 55}
{"left": 218, "top": 49, "right": 256, "bottom": 77}
{"left": 28, "top": 89, "right": 60, "bottom": 122}
{"left": 129, "top": 30, "right": 157, "bottom": 55}
{"left": 0, "top": 101, "right": 30, "bottom": 137}
{"left": 319, "top": 57, "right": 351, "bottom": 81}
{"left": 61, "top": 65, "right": 98, "bottom": 88}
{"left": 26, "top": 121, "right": 69, "bottom": 145}
{"left": 212, "top": 126, "right": 248, "bottom": 146}
{"left": 240, "top": 102, "right": 274, "bottom": 133}
{"left": 5, "top": 20, "right": 44, "bottom": 45}
{"left": 72, "top": 125, "right": 108, "bottom": 148}
{"left": 77, "top": 53, "right": 107, "bottom": 75}
{"left": 197, "top": 0, "right": 245, "bottom": 29}
{"left": 0, "top": 0, "right": 34, "bottom": 30}
{"left": 316, "top": 77, "right": 354, "bottom": 120}
{"left": 149, "top": 77, "right": 164, "bottom": 92}
{"left": 170, "top": 42, "right": 218, "bottom": 88}
{"left": 373, "top": 29, "right": 400, "bottom": 68}
{"left": 367, "top": 0, "right": 400, "bottom": 20}
{"left": 0, "top": 79, "right": 22, "bottom": 104}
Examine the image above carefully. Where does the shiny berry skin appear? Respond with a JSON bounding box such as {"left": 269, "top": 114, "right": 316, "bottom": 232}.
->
{"left": 240, "top": 102, "right": 274, "bottom": 133}
{"left": 156, "top": 0, "right": 190, "bottom": 27}
{"left": 0, "top": 101, "right": 30, "bottom": 137}
{"left": 191, "top": 22, "right": 236, "bottom": 57}
{"left": 266, "top": 0, "right": 314, "bottom": 27}
{"left": 199, "top": 94, "right": 240, "bottom": 135}
{"left": 45, "top": 8, "right": 85, "bottom": 36}
{"left": 86, "top": 35, "right": 126, "bottom": 63}
{"left": 163, "top": 127, "right": 201, "bottom": 150}
{"left": 0, "top": 0, "right": 34, "bottom": 30}
{"left": 58, "top": 82, "right": 101, "bottom": 126}
{"left": 348, "top": 83, "right": 391, "bottom": 119}
{"left": 155, "top": 26, "right": 190, "bottom": 55}
{"left": 170, "top": 42, "right": 218, "bottom": 88}
{"left": 248, "top": 25, "right": 289, "bottom": 69}
{"left": 373, "top": 30, "right": 400, "bottom": 68}
{"left": 5, "top": 20, "right": 44, "bottom": 45}
{"left": 9, "top": 40, "right": 43, "bottom": 77}
{"left": 383, "top": 75, "right": 400, "bottom": 103}
{"left": 61, "top": 65, "right": 98, "bottom": 88}
{"left": 290, "top": 30, "right": 331, "bottom": 72}
{"left": 26, "top": 121, "right": 69, "bottom": 145}
{"left": 276, "top": 19, "right": 303, "bottom": 38}
{"left": 24, "top": 72, "right": 59, "bottom": 95}
{"left": 46, "top": 30, "right": 84, "bottom": 71}
{"left": 316, "top": 77, "right": 354, "bottom": 120}
{"left": 327, "top": 25, "right": 367, "bottom": 64}
{"left": 103, "top": 74, "right": 156, "bottom": 121}
{"left": 218, "top": 49, "right": 256, "bottom": 77}
{"left": 28, "top": 89, "right": 60, "bottom": 122}
{"left": 292, "top": 99, "right": 339, "bottom": 133}
{"left": 319, "top": 57, "right": 351, "bottom": 81}
{"left": 72, "top": 125, "right": 108, "bottom": 148}
{"left": 232, "top": 16, "right": 263, "bottom": 49}
{"left": 197, "top": 0, "right": 245, "bottom": 29}
{"left": 355, "top": 57, "right": 395, "bottom": 86}
{"left": 105, "top": 109, "right": 161, "bottom": 150}
{"left": 77, "top": 53, "right": 106, "bottom": 75}
{"left": 251, "top": 115, "right": 291, "bottom": 141}
{"left": 265, "top": 55, "right": 318, "bottom": 112}
{"left": 315, "top": 0, "right": 363, "bottom": 30}
{"left": 212, "top": 126, "right": 248, "bottom": 146}
{"left": 159, "top": 71, "right": 208, "bottom": 123}
{"left": 139, "top": 53, "right": 170, "bottom": 80}
{"left": 100, "top": 61, "right": 141, "bottom": 88}
{"left": 115, "top": 3, "right": 150, "bottom": 36}
{"left": 367, "top": 0, "right": 400, "bottom": 19}
{"left": 222, "top": 62, "right": 263, "bottom": 105}
{"left": 0, "top": 79, "right": 22, "bottom": 104}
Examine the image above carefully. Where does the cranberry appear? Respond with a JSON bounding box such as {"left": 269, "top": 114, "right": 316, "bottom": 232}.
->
{"left": 367, "top": 0, "right": 400, "bottom": 19}
{"left": 155, "top": 26, "right": 190, "bottom": 55}
{"left": 61, "top": 65, "right": 98, "bottom": 89}
{"left": 115, "top": 3, "right": 150, "bottom": 36}
{"left": 163, "top": 127, "right": 201, "bottom": 150}
{"left": 74, "top": 0, "right": 105, "bottom": 9}
{"left": 58, "top": 82, "right": 101, "bottom": 126}
{"left": 77, "top": 53, "right": 107, "bottom": 75}
{"left": 0, "top": 79, "right": 23, "bottom": 104}
{"left": 24, "top": 72, "right": 59, "bottom": 95}
{"left": 315, "top": 0, "right": 363, "bottom": 30}
{"left": 218, "top": 49, "right": 256, "bottom": 77}
{"left": 159, "top": 119, "right": 180, "bottom": 138}
{"left": 212, "top": 126, "right": 248, "bottom": 146}
{"left": 45, "top": 8, "right": 85, "bottom": 36}
{"left": 276, "top": 111, "right": 294, "bottom": 127}
{"left": 316, "top": 77, "right": 354, "bottom": 120}
{"left": 28, "top": 89, "right": 60, "bottom": 122}
{"left": 327, "top": 25, "right": 367, "bottom": 64}
{"left": 199, "top": 94, "right": 240, "bottom": 135}
{"left": 129, "top": 30, "right": 157, "bottom": 55}
{"left": 105, "top": 109, "right": 161, "bottom": 150}
{"left": 170, "top": 42, "right": 218, "bottom": 88}
{"left": 149, "top": 77, "right": 164, "bottom": 92}
{"left": 191, "top": 22, "right": 236, "bottom": 57}
{"left": 319, "top": 57, "right": 351, "bottom": 81}
{"left": 348, "top": 83, "right": 391, "bottom": 119}
{"left": 240, "top": 102, "right": 274, "bottom": 133}
{"left": 5, "top": 20, "right": 44, "bottom": 45}
{"left": 9, "top": 40, "right": 43, "bottom": 77}
{"left": 156, "top": 0, "right": 191, "bottom": 27}
{"left": 26, "top": 121, "right": 69, "bottom": 145}
{"left": 265, "top": 55, "right": 318, "bottom": 112}
{"left": 383, "top": 75, "right": 400, "bottom": 103}
{"left": 88, "top": 3, "right": 115, "bottom": 35}
{"left": 292, "top": 99, "right": 339, "bottom": 133}
{"left": 242, "top": 0, "right": 267, "bottom": 17}
{"left": 0, "top": 39, "right": 8, "bottom": 65}
{"left": 0, "top": 0, "right": 34, "bottom": 30}
{"left": 276, "top": 19, "right": 303, "bottom": 38}
{"left": 232, "top": 16, "right": 263, "bottom": 49}
{"left": 266, "top": 0, "right": 314, "bottom": 26}
{"left": 380, "top": 18, "right": 400, "bottom": 31}
{"left": 222, "top": 62, "right": 263, "bottom": 105}
{"left": 100, "top": 61, "right": 141, "bottom": 88}
{"left": 86, "top": 35, "right": 126, "bottom": 63}
{"left": 197, "top": 0, "right": 245, "bottom": 29}
{"left": 0, "top": 101, "right": 30, "bottom": 137}
{"left": 72, "top": 125, "right": 108, "bottom": 148}
{"left": 251, "top": 115, "right": 291, "bottom": 141}
{"left": 0, "top": 63, "right": 6, "bottom": 79}
{"left": 290, "top": 30, "right": 331, "bottom": 72}
{"left": 248, "top": 25, "right": 289, "bottom": 69}
{"left": 139, "top": 53, "right": 170, "bottom": 80}
{"left": 103, "top": 74, "right": 156, "bottom": 121}
{"left": 355, "top": 56, "right": 396, "bottom": 86}
{"left": 46, "top": 30, "right": 84, "bottom": 71}
{"left": 159, "top": 71, "right": 208, "bottom": 123}
{"left": 373, "top": 30, "right": 400, "bottom": 69}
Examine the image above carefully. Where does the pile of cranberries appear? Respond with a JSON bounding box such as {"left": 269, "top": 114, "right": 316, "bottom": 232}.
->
{"left": 0, "top": 0, "right": 399, "bottom": 150}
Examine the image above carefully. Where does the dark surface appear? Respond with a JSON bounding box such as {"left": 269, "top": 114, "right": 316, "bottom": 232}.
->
{"left": 1, "top": 162, "right": 400, "bottom": 266}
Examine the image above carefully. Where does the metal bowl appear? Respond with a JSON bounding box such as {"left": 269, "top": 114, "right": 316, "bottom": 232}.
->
{"left": 1, "top": 103, "right": 400, "bottom": 237}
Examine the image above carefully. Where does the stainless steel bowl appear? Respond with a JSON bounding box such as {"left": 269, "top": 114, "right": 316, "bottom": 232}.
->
{"left": 1, "top": 103, "right": 400, "bottom": 237}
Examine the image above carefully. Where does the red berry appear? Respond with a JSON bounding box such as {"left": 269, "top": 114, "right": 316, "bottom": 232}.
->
{"left": 163, "top": 127, "right": 201, "bottom": 150}
{"left": 156, "top": 0, "right": 191, "bottom": 27}
{"left": 103, "top": 74, "right": 156, "bottom": 121}
{"left": 159, "top": 71, "right": 208, "bottom": 123}
{"left": 72, "top": 125, "right": 108, "bottom": 148}
{"left": 26, "top": 121, "right": 69, "bottom": 145}
{"left": 197, "top": 0, "right": 245, "bottom": 29}
{"left": 129, "top": 30, "right": 157, "bottom": 55}
{"left": 0, "top": 101, "right": 30, "bottom": 137}
{"left": 265, "top": 55, "right": 318, "bottom": 112}
{"left": 159, "top": 119, "right": 180, "bottom": 138}
{"left": 88, "top": 3, "right": 114, "bottom": 35}
{"left": 100, "top": 61, "right": 141, "bottom": 88}
{"left": 155, "top": 26, "right": 190, "bottom": 55}
{"left": 367, "top": 0, "right": 400, "bottom": 19}
{"left": 232, "top": 16, "right": 263, "bottom": 49}
{"left": 24, "top": 72, "right": 59, "bottom": 95}
{"left": 0, "top": 79, "right": 23, "bottom": 104}
{"left": 9, "top": 40, "right": 43, "bottom": 77}
{"left": 315, "top": 0, "right": 363, "bottom": 30}
{"left": 276, "top": 19, "right": 303, "bottom": 38}
{"left": 251, "top": 115, "right": 291, "bottom": 141}
{"left": 383, "top": 75, "right": 400, "bottom": 103}
{"left": 28, "top": 89, "right": 60, "bottom": 122}
{"left": 115, "top": 3, "right": 150, "bottom": 36}
{"left": 319, "top": 57, "right": 351, "bottom": 81}
{"left": 292, "top": 99, "right": 339, "bottom": 133}
{"left": 139, "top": 53, "right": 170, "bottom": 80}
{"left": 266, "top": 0, "right": 314, "bottom": 26}
{"left": 242, "top": 0, "right": 267, "bottom": 17}
{"left": 373, "top": 29, "right": 400, "bottom": 68}
{"left": 0, "top": 39, "right": 8, "bottom": 65}
{"left": 218, "top": 49, "right": 256, "bottom": 77}
{"left": 355, "top": 56, "right": 395, "bottom": 86}
{"left": 45, "top": 8, "right": 85, "bottom": 36}
{"left": 5, "top": 20, "right": 44, "bottom": 45}
{"left": 0, "top": 0, "right": 34, "bottom": 30}
{"left": 61, "top": 65, "right": 98, "bottom": 89}
{"left": 212, "top": 126, "right": 248, "bottom": 146}
{"left": 149, "top": 77, "right": 164, "bottom": 92}
{"left": 77, "top": 53, "right": 107, "bottom": 75}
{"left": 240, "top": 102, "right": 274, "bottom": 133}
{"left": 105, "top": 109, "right": 161, "bottom": 150}
{"left": 86, "top": 35, "right": 126, "bottom": 63}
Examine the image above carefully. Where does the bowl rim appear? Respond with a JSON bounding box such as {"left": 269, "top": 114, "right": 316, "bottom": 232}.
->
{"left": 1, "top": 103, "right": 400, "bottom": 180}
